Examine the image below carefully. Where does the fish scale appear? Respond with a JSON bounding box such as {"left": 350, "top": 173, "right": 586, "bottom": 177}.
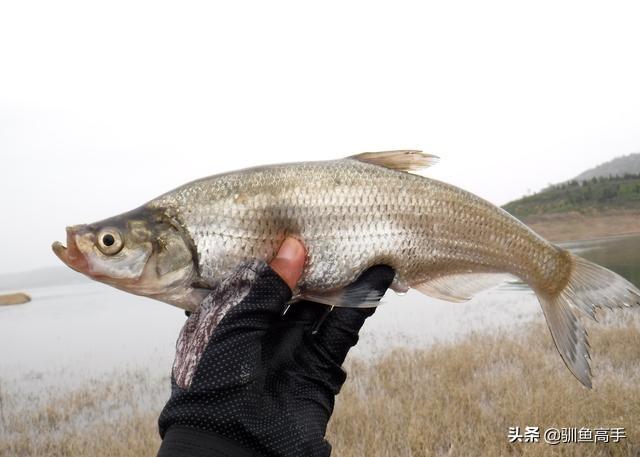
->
{"left": 149, "top": 158, "right": 554, "bottom": 294}
{"left": 53, "top": 150, "right": 640, "bottom": 387}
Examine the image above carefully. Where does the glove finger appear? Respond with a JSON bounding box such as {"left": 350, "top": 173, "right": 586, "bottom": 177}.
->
{"left": 261, "top": 301, "right": 329, "bottom": 364}
{"left": 283, "top": 300, "right": 330, "bottom": 326}
{"left": 260, "top": 301, "right": 329, "bottom": 376}
{"left": 310, "top": 307, "right": 375, "bottom": 366}
{"left": 302, "top": 265, "right": 395, "bottom": 365}
{"left": 311, "top": 265, "right": 394, "bottom": 365}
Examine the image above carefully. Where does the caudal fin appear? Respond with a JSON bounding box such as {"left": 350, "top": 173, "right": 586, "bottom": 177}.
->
{"left": 538, "top": 254, "right": 640, "bottom": 388}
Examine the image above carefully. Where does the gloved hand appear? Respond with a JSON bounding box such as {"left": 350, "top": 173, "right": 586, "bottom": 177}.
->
{"left": 157, "top": 239, "right": 394, "bottom": 457}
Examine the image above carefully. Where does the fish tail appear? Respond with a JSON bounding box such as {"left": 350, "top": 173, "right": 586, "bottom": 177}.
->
{"left": 536, "top": 252, "right": 640, "bottom": 388}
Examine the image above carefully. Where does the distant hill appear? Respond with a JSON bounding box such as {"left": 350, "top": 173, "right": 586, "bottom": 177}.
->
{"left": 574, "top": 153, "right": 640, "bottom": 181}
{"left": 503, "top": 173, "right": 640, "bottom": 218}
{"left": 503, "top": 153, "right": 640, "bottom": 241}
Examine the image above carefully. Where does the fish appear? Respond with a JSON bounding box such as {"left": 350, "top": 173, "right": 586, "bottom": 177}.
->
{"left": 52, "top": 150, "right": 640, "bottom": 387}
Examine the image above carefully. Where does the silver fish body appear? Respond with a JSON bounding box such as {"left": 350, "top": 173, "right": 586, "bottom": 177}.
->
{"left": 53, "top": 150, "right": 640, "bottom": 387}
{"left": 149, "top": 157, "right": 560, "bottom": 299}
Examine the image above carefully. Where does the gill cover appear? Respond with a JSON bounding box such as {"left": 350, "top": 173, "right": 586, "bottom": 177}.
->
{"left": 52, "top": 207, "right": 204, "bottom": 310}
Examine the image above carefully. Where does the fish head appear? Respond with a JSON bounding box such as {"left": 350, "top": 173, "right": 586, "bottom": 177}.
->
{"left": 52, "top": 207, "right": 202, "bottom": 309}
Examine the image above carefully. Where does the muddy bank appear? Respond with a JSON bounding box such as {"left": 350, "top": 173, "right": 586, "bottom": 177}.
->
{"left": 0, "top": 292, "right": 31, "bottom": 306}
{"left": 522, "top": 209, "right": 640, "bottom": 242}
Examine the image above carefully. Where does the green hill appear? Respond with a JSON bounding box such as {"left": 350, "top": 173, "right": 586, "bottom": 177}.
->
{"left": 503, "top": 173, "right": 640, "bottom": 218}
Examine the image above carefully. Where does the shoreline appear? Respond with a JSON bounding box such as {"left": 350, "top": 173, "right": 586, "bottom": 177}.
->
{"left": 520, "top": 209, "right": 640, "bottom": 243}
{"left": 2, "top": 316, "right": 638, "bottom": 457}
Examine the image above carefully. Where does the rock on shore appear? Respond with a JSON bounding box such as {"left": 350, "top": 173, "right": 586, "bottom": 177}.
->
{"left": 0, "top": 292, "right": 31, "bottom": 306}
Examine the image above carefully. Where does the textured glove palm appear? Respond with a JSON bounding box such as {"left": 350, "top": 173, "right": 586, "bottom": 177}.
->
{"left": 158, "top": 260, "right": 394, "bottom": 457}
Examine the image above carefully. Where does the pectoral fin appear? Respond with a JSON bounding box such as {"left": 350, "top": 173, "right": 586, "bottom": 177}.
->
{"left": 300, "top": 283, "right": 387, "bottom": 308}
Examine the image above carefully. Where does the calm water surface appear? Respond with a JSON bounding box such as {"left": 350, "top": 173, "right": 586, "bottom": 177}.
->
{"left": 1, "top": 234, "right": 639, "bottom": 392}
{"left": 563, "top": 235, "right": 640, "bottom": 287}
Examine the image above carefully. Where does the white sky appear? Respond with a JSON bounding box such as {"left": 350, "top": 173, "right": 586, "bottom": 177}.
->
{"left": 2, "top": 1, "right": 640, "bottom": 274}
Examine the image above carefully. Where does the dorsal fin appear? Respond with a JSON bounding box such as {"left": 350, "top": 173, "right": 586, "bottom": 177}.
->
{"left": 349, "top": 150, "right": 438, "bottom": 172}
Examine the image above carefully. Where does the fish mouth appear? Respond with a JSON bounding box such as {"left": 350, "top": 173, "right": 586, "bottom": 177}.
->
{"left": 52, "top": 226, "right": 90, "bottom": 273}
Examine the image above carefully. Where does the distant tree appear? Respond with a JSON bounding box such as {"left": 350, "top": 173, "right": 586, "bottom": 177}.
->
{"left": 599, "top": 188, "right": 611, "bottom": 202}
{"left": 600, "top": 184, "right": 620, "bottom": 202}
{"left": 583, "top": 185, "right": 593, "bottom": 201}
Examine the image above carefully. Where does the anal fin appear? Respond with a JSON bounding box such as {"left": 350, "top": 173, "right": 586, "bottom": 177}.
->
{"left": 414, "top": 272, "right": 513, "bottom": 302}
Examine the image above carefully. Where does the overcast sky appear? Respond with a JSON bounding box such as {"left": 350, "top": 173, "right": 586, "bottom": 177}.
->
{"left": 2, "top": 1, "right": 640, "bottom": 274}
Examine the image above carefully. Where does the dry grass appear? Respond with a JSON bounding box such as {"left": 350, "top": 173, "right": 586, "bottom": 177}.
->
{"left": 328, "top": 313, "right": 640, "bottom": 457}
{"left": 0, "top": 372, "right": 166, "bottom": 457}
{"left": 1, "top": 314, "right": 638, "bottom": 457}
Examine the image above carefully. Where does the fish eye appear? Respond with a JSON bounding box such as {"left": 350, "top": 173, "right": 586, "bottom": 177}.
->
{"left": 97, "top": 228, "right": 124, "bottom": 255}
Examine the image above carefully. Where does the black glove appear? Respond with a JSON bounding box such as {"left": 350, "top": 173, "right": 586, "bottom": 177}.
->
{"left": 157, "top": 260, "right": 394, "bottom": 457}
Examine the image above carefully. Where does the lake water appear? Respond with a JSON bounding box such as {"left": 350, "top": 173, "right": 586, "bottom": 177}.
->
{"left": 1, "top": 234, "right": 639, "bottom": 394}
{"left": 563, "top": 235, "right": 640, "bottom": 286}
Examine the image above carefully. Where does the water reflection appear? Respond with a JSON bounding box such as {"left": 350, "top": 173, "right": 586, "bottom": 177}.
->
{"left": 498, "top": 234, "right": 640, "bottom": 292}
{"left": 562, "top": 234, "right": 640, "bottom": 287}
